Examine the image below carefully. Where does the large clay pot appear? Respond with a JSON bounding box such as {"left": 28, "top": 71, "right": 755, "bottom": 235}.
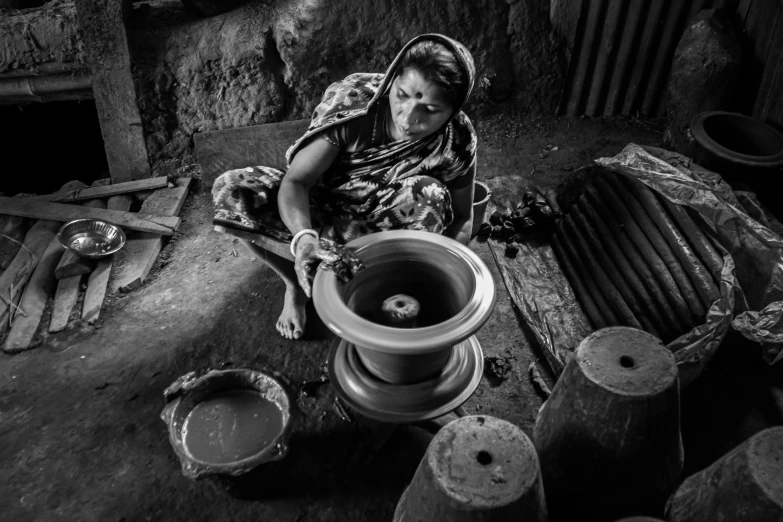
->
{"left": 667, "top": 426, "right": 783, "bottom": 522}
{"left": 533, "top": 327, "right": 682, "bottom": 522}
{"left": 394, "top": 415, "right": 548, "bottom": 521}
{"left": 690, "top": 111, "right": 783, "bottom": 184}
{"left": 313, "top": 230, "right": 495, "bottom": 422}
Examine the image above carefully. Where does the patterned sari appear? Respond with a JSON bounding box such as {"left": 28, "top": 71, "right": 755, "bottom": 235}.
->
{"left": 213, "top": 34, "right": 477, "bottom": 246}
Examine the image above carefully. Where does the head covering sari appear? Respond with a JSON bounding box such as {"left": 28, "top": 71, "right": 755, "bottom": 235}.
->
{"left": 213, "top": 34, "right": 477, "bottom": 245}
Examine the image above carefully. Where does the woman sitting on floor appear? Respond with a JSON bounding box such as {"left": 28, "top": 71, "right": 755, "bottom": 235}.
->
{"left": 213, "top": 33, "right": 477, "bottom": 339}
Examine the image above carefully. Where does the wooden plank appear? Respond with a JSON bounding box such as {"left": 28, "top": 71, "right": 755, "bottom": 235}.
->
{"left": 0, "top": 220, "right": 60, "bottom": 334}
{"left": 73, "top": 0, "right": 150, "bottom": 182}
{"left": 54, "top": 199, "right": 105, "bottom": 280}
{"left": 109, "top": 179, "right": 191, "bottom": 293}
{"left": 49, "top": 276, "right": 81, "bottom": 333}
{"left": 31, "top": 177, "right": 168, "bottom": 203}
{"left": 0, "top": 214, "right": 31, "bottom": 271}
{"left": 4, "top": 237, "right": 65, "bottom": 353}
{"left": 194, "top": 119, "right": 310, "bottom": 188}
{"left": 82, "top": 195, "right": 132, "bottom": 323}
{"left": 0, "top": 197, "right": 180, "bottom": 236}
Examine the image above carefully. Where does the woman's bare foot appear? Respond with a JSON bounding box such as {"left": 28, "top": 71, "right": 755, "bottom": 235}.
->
{"left": 276, "top": 283, "right": 308, "bottom": 339}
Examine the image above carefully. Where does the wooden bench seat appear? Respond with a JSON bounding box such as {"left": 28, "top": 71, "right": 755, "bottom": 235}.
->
{"left": 194, "top": 118, "right": 310, "bottom": 261}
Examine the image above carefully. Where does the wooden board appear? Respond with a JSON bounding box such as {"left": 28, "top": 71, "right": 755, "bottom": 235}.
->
{"left": 487, "top": 238, "right": 592, "bottom": 375}
{"left": 4, "top": 237, "right": 65, "bottom": 352}
{"left": 82, "top": 195, "right": 132, "bottom": 323}
{"left": 194, "top": 119, "right": 310, "bottom": 188}
{"left": 0, "top": 197, "right": 180, "bottom": 235}
{"left": 30, "top": 177, "right": 168, "bottom": 203}
{"left": 0, "top": 220, "right": 60, "bottom": 334}
{"left": 49, "top": 276, "right": 81, "bottom": 333}
{"left": 109, "top": 179, "right": 191, "bottom": 293}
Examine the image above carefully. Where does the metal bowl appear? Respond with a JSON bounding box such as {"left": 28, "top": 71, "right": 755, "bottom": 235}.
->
{"left": 57, "top": 219, "right": 126, "bottom": 259}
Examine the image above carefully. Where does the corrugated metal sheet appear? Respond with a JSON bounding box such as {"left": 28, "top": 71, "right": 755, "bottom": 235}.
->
{"left": 559, "top": 0, "right": 715, "bottom": 117}
{"left": 557, "top": 0, "right": 783, "bottom": 122}
{"left": 745, "top": 0, "right": 783, "bottom": 128}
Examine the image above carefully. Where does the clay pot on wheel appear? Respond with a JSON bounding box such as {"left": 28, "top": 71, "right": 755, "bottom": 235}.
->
{"left": 313, "top": 230, "right": 496, "bottom": 423}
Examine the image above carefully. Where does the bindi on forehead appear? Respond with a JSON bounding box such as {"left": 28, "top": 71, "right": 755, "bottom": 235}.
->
{"left": 415, "top": 92, "right": 423, "bottom": 99}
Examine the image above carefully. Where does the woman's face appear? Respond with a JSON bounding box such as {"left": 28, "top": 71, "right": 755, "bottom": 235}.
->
{"left": 389, "top": 67, "right": 454, "bottom": 141}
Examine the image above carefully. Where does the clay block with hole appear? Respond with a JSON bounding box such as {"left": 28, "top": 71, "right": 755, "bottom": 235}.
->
{"left": 394, "top": 415, "right": 547, "bottom": 521}
{"left": 533, "top": 327, "right": 683, "bottom": 521}
{"left": 667, "top": 427, "right": 783, "bottom": 522}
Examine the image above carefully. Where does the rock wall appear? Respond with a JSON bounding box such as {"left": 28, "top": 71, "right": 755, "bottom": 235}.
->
{"left": 0, "top": 0, "right": 85, "bottom": 70}
{"left": 1, "top": 0, "right": 567, "bottom": 176}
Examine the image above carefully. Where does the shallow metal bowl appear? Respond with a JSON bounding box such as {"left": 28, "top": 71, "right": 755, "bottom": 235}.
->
{"left": 57, "top": 219, "right": 126, "bottom": 259}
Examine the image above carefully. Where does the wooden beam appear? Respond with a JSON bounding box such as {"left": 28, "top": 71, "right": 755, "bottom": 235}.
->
{"left": 0, "top": 220, "right": 60, "bottom": 334}
{"left": 73, "top": 0, "right": 150, "bottom": 182}
{"left": 49, "top": 276, "right": 81, "bottom": 333}
{"left": 31, "top": 177, "right": 169, "bottom": 203}
{"left": 82, "top": 195, "right": 132, "bottom": 323}
{"left": 4, "top": 236, "right": 65, "bottom": 353}
{"left": 0, "top": 197, "right": 180, "bottom": 236}
{"left": 110, "top": 179, "right": 191, "bottom": 293}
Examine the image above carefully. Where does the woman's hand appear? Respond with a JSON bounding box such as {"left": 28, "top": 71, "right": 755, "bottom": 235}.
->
{"left": 293, "top": 235, "right": 321, "bottom": 298}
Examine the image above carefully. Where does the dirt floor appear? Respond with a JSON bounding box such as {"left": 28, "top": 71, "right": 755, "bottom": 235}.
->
{"left": 1, "top": 113, "right": 780, "bottom": 521}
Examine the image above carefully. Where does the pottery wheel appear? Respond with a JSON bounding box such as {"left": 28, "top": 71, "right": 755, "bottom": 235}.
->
{"left": 328, "top": 336, "right": 484, "bottom": 423}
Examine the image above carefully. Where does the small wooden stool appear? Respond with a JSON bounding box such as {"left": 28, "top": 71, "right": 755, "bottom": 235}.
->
{"left": 667, "top": 426, "right": 783, "bottom": 522}
{"left": 394, "top": 415, "right": 547, "bottom": 521}
{"left": 533, "top": 327, "right": 682, "bottom": 521}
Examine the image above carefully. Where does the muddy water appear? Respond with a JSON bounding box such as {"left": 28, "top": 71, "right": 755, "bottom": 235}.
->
{"left": 182, "top": 389, "right": 284, "bottom": 465}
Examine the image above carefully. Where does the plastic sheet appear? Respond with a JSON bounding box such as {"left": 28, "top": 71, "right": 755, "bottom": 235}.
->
{"left": 596, "top": 144, "right": 783, "bottom": 367}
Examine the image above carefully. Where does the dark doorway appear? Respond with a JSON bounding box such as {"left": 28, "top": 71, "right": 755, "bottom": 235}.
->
{"left": 1, "top": 100, "right": 109, "bottom": 196}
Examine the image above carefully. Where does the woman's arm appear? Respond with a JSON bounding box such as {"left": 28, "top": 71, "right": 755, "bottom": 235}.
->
{"left": 443, "top": 166, "right": 476, "bottom": 247}
{"left": 278, "top": 136, "right": 340, "bottom": 237}
{"left": 279, "top": 136, "right": 340, "bottom": 296}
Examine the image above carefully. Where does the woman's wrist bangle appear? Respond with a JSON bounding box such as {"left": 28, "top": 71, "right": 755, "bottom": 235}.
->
{"left": 290, "top": 229, "right": 319, "bottom": 256}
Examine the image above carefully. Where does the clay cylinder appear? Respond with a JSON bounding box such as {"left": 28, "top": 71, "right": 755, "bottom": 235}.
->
{"left": 381, "top": 294, "right": 420, "bottom": 328}
{"left": 394, "top": 415, "right": 547, "bottom": 522}
{"left": 667, "top": 426, "right": 783, "bottom": 522}
{"left": 533, "top": 327, "right": 682, "bottom": 522}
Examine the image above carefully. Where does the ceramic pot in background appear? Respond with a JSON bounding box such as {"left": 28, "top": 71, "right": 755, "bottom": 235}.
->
{"left": 691, "top": 111, "right": 783, "bottom": 183}
{"left": 472, "top": 181, "right": 491, "bottom": 238}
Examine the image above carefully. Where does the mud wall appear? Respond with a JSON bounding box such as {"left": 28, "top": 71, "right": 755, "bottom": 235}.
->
{"left": 0, "top": 0, "right": 567, "bottom": 176}
{"left": 128, "top": 0, "right": 567, "bottom": 175}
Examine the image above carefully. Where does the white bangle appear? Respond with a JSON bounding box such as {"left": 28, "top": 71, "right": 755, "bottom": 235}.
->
{"left": 290, "top": 229, "right": 319, "bottom": 256}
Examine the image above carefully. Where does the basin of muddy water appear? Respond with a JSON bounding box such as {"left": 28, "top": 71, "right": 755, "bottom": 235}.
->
{"left": 161, "top": 369, "right": 297, "bottom": 480}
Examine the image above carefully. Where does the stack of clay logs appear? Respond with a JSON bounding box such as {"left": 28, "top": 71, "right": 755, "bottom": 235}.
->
{"left": 551, "top": 172, "right": 723, "bottom": 343}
